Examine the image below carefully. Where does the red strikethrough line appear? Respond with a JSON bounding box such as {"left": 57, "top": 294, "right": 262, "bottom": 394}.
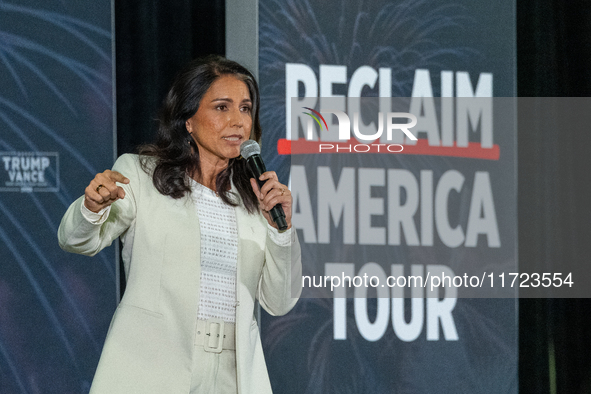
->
{"left": 276, "top": 138, "right": 500, "bottom": 160}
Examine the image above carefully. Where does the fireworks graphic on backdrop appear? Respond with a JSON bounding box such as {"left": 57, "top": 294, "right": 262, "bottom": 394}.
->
{"left": 259, "top": 0, "right": 476, "bottom": 179}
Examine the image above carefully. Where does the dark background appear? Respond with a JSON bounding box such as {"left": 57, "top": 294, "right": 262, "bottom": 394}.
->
{"left": 115, "top": 1, "right": 591, "bottom": 392}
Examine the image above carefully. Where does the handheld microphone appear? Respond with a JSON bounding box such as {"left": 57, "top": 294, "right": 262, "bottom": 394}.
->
{"left": 240, "top": 140, "right": 288, "bottom": 231}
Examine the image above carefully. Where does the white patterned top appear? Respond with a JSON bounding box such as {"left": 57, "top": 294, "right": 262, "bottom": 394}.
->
{"left": 191, "top": 180, "right": 238, "bottom": 324}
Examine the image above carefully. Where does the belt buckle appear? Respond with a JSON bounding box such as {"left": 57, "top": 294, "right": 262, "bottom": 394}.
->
{"left": 204, "top": 318, "right": 225, "bottom": 353}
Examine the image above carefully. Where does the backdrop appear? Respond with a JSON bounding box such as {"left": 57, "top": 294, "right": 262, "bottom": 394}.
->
{"left": 250, "top": 0, "right": 518, "bottom": 392}
{"left": 0, "top": 1, "right": 116, "bottom": 392}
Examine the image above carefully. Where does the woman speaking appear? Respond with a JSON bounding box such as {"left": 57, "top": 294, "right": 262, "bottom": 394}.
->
{"left": 58, "top": 56, "right": 302, "bottom": 393}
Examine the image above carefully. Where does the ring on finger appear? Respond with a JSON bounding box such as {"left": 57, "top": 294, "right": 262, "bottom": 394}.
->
{"left": 96, "top": 184, "right": 104, "bottom": 193}
{"left": 280, "top": 188, "right": 285, "bottom": 196}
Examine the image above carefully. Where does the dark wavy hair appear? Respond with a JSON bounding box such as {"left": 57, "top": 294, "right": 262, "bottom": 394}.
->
{"left": 139, "top": 55, "right": 262, "bottom": 214}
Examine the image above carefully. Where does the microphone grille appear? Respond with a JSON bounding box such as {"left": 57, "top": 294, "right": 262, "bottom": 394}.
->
{"left": 240, "top": 140, "right": 261, "bottom": 159}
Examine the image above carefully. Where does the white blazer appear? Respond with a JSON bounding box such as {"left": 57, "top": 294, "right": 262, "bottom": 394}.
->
{"left": 58, "top": 154, "right": 302, "bottom": 394}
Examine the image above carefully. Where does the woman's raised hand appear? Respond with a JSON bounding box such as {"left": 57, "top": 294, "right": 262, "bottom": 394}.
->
{"left": 250, "top": 171, "right": 292, "bottom": 230}
{"left": 84, "top": 170, "right": 130, "bottom": 213}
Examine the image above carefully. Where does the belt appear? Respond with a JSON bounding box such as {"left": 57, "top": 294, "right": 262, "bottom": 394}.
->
{"left": 194, "top": 318, "right": 235, "bottom": 353}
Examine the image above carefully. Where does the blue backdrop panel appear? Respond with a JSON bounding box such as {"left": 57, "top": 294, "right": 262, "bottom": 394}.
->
{"left": 0, "top": 1, "right": 115, "bottom": 392}
{"left": 258, "top": 0, "right": 517, "bottom": 393}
